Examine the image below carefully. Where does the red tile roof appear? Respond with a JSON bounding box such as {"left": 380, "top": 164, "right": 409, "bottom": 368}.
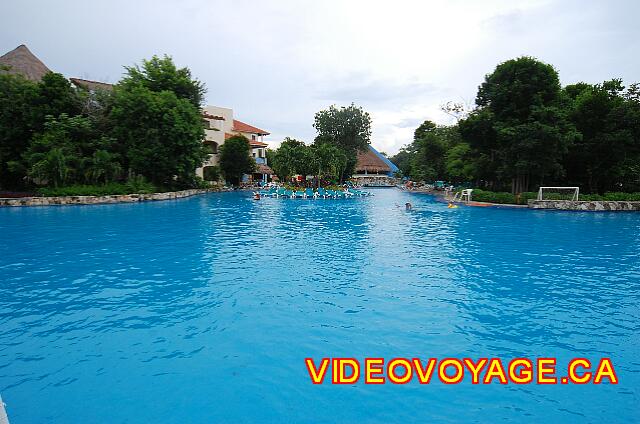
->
{"left": 225, "top": 133, "right": 268, "bottom": 147}
{"left": 233, "top": 119, "right": 270, "bottom": 135}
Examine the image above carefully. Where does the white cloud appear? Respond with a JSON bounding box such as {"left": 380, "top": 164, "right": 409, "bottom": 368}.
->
{"left": 1, "top": 0, "right": 639, "bottom": 154}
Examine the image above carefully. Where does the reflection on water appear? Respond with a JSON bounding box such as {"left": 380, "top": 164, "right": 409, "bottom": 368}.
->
{"left": 0, "top": 189, "right": 639, "bottom": 423}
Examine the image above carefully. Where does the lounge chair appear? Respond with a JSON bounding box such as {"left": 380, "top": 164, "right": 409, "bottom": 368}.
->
{"left": 348, "top": 188, "right": 368, "bottom": 196}
{"left": 259, "top": 187, "right": 276, "bottom": 197}
{"left": 317, "top": 187, "right": 328, "bottom": 198}
{"left": 305, "top": 188, "right": 315, "bottom": 199}
{"left": 325, "top": 189, "right": 336, "bottom": 198}
{"left": 294, "top": 190, "right": 305, "bottom": 198}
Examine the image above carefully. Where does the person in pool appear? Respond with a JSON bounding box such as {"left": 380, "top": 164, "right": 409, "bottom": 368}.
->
{"left": 405, "top": 202, "right": 412, "bottom": 210}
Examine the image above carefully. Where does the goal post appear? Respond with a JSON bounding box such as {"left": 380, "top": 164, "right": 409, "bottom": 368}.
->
{"left": 537, "top": 187, "right": 580, "bottom": 201}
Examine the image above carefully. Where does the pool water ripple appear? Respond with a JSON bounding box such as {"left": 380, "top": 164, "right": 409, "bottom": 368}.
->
{"left": 1, "top": 189, "right": 639, "bottom": 422}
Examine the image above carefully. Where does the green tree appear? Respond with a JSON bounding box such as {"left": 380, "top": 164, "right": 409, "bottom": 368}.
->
{"left": 85, "top": 149, "right": 122, "bottom": 184}
{"left": 445, "top": 143, "right": 476, "bottom": 183}
{"left": 24, "top": 114, "right": 107, "bottom": 186}
{"left": 311, "top": 142, "right": 347, "bottom": 179}
{"left": 457, "top": 108, "right": 499, "bottom": 188}
{"left": 34, "top": 72, "right": 81, "bottom": 124}
{"left": 313, "top": 103, "right": 372, "bottom": 179}
{"left": 28, "top": 147, "right": 70, "bottom": 188}
{"left": 390, "top": 144, "right": 417, "bottom": 178}
{"left": 463, "top": 56, "right": 578, "bottom": 193}
{"left": 110, "top": 84, "right": 207, "bottom": 187}
{"left": 413, "top": 124, "right": 463, "bottom": 181}
{"left": 120, "top": 55, "right": 206, "bottom": 107}
{"left": 0, "top": 71, "right": 83, "bottom": 190}
{"left": 270, "top": 137, "right": 308, "bottom": 180}
{"left": 0, "top": 73, "right": 39, "bottom": 189}
{"left": 219, "top": 135, "right": 255, "bottom": 185}
{"left": 564, "top": 80, "right": 640, "bottom": 192}
{"left": 202, "top": 165, "right": 221, "bottom": 182}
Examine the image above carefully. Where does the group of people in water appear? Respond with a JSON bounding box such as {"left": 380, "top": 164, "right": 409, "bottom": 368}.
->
{"left": 401, "top": 202, "right": 457, "bottom": 210}
{"left": 254, "top": 193, "right": 458, "bottom": 209}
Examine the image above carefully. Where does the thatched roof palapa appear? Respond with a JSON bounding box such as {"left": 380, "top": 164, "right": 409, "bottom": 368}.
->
{"left": 0, "top": 44, "right": 51, "bottom": 82}
{"left": 356, "top": 146, "right": 391, "bottom": 174}
{"left": 70, "top": 77, "right": 114, "bottom": 92}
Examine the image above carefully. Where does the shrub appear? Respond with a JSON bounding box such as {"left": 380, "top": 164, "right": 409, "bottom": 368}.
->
{"left": 36, "top": 178, "right": 157, "bottom": 197}
{"left": 466, "top": 190, "right": 538, "bottom": 205}
{"left": 581, "top": 192, "right": 640, "bottom": 201}
{"left": 123, "top": 175, "right": 156, "bottom": 194}
{"left": 469, "top": 189, "right": 515, "bottom": 204}
{"left": 469, "top": 190, "right": 640, "bottom": 203}
{"left": 203, "top": 165, "right": 220, "bottom": 182}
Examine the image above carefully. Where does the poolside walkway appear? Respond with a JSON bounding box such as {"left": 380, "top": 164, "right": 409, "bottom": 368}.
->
{"left": 0, "top": 395, "right": 9, "bottom": 424}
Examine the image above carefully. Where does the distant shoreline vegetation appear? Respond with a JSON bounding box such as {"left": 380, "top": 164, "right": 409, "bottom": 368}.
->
{"left": 0, "top": 55, "right": 209, "bottom": 195}
{"left": 391, "top": 56, "right": 640, "bottom": 196}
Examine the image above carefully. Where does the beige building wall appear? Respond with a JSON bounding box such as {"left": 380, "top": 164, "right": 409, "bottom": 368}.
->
{"left": 196, "top": 105, "right": 234, "bottom": 178}
{"left": 196, "top": 105, "right": 270, "bottom": 182}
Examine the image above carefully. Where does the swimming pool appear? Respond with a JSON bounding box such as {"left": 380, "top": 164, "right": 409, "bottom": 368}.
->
{"left": 1, "top": 189, "right": 638, "bottom": 422}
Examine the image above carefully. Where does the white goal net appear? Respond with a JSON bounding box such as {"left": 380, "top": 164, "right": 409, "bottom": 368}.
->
{"left": 537, "top": 187, "right": 580, "bottom": 201}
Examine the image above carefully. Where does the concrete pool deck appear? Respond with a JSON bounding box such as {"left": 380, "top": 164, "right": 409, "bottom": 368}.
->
{"left": 0, "top": 395, "right": 9, "bottom": 424}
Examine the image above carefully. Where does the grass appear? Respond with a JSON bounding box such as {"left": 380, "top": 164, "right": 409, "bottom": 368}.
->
{"left": 36, "top": 180, "right": 158, "bottom": 197}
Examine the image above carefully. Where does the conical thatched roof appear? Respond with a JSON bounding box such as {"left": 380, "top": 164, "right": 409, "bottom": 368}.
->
{"left": 356, "top": 146, "right": 392, "bottom": 173}
{"left": 0, "top": 44, "right": 51, "bottom": 81}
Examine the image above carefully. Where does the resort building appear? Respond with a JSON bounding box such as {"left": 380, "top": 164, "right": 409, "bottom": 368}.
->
{"left": 353, "top": 145, "right": 399, "bottom": 186}
{"left": 1, "top": 44, "right": 274, "bottom": 185}
{"left": 198, "top": 105, "right": 274, "bottom": 184}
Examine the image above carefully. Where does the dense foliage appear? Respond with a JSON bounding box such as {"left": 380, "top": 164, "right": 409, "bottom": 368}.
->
{"left": 0, "top": 55, "right": 207, "bottom": 192}
{"left": 36, "top": 177, "right": 157, "bottom": 197}
{"left": 269, "top": 137, "right": 348, "bottom": 181}
{"left": 268, "top": 104, "right": 370, "bottom": 182}
{"left": 391, "top": 57, "right": 640, "bottom": 194}
{"left": 313, "top": 103, "right": 371, "bottom": 178}
{"left": 218, "top": 135, "right": 256, "bottom": 185}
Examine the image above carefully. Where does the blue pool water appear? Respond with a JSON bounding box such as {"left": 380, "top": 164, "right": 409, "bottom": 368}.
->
{"left": 1, "top": 189, "right": 639, "bottom": 423}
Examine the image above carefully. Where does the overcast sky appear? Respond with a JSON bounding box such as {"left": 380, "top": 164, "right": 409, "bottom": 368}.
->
{"left": 1, "top": 0, "right": 639, "bottom": 154}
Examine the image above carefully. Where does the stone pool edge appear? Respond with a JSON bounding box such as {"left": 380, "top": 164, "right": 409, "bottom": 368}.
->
{"left": 406, "top": 188, "right": 640, "bottom": 211}
{"left": 528, "top": 199, "right": 640, "bottom": 211}
{"left": 0, "top": 188, "right": 218, "bottom": 207}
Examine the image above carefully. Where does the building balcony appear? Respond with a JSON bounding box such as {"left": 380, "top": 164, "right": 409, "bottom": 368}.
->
{"left": 255, "top": 157, "right": 267, "bottom": 165}
{"left": 204, "top": 128, "right": 222, "bottom": 142}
